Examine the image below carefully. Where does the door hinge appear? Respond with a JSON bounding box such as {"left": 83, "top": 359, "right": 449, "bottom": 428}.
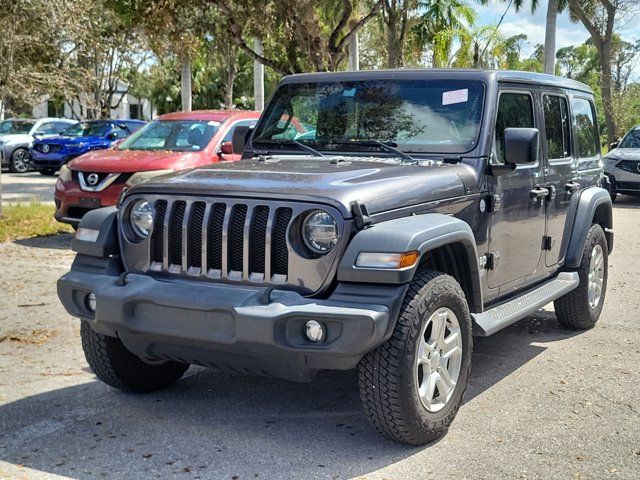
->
{"left": 542, "top": 235, "right": 554, "bottom": 251}
{"left": 481, "top": 252, "right": 500, "bottom": 270}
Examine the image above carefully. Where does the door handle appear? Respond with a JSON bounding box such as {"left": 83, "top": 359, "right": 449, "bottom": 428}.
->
{"left": 565, "top": 181, "right": 580, "bottom": 193}
{"left": 530, "top": 187, "right": 549, "bottom": 199}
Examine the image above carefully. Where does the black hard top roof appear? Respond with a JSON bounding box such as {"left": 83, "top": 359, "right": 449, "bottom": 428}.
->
{"left": 281, "top": 69, "right": 593, "bottom": 94}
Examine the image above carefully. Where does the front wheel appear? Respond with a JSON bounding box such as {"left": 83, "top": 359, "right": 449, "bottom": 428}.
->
{"left": 81, "top": 322, "right": 189, "bottom": 393}
{"left": 358, "top": 270, "right": 473, "bottom": 445}
{"left": 9, "top": 148, "right": 31, "bottom": 173}
{"left": 554, "top": 224, "right": 608, "bottom": 329}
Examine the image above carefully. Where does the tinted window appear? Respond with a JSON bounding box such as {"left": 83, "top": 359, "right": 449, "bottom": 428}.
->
{"left": 62, "top": 122, "right": 112, "bottom": 137}
{"left": 38, "top": 122, "right": 59, "bottom": 135}
{"left": 0, "top": 120, "right": 35, "bottom": 134}
{"left": 543, "top": 95, "right": 571, "bottom": 159}
{"left": 222, "top": 120, "right": 257, "bottom": 142}
{"left": 119, "top": 120, "right": 220, "bottom": 151}
{"left": 618, "top": 128, "right": 640, "bottom": 148}
{"left": 572, "top": 98, "right": 598, "bottom": 158}
{"left": 495, "top": 92, "right": 534, "bottom": 163}
{"left": 253, "top": 80, "right": 485, "bottom": 154}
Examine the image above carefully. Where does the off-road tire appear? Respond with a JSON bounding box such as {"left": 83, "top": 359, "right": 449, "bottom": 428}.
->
{"left": 554, "top": 224, "right": 608, "bottom": 330}
{"left": 9, "top": 148, "right": 30, "bottom": 173}
{"left": 81, "top": 322, "right": 189, "bottom": 393}
{"left": 358, "top": 270, "right": 473, "bottom": 445}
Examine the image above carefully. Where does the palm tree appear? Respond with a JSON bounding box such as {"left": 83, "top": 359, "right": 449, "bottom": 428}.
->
{"left": 434, "top": 24, "right": 507, "bottom": 68}
{"left": 413, "top": 0, "right": 476, "bottom": 67}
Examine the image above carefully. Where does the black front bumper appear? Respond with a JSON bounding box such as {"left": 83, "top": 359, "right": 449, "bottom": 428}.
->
{"left": 58, "top": 262, "right": 405, "bottom": 381}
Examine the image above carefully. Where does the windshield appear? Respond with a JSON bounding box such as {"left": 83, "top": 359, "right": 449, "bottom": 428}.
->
{"left": 118, "top": 120, "right": 219, "bottom": 152}
{"left": 252, "top": 79, "right": 485, "bottom": 155}
{"left": 618, "top": 128, "right": 640, "bottom": 148}
{"left": 0, "top": 120, "right": 35, "bottom": 135}
{"left": 61, "top": 122, "right": 112, "bottom": 137}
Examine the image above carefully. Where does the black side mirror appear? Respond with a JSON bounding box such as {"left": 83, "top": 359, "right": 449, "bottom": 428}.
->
{"left": 107, "top": 131, "right": 118, "bottom": 140}
{"left": 504, "top": 128, "right": 539, "bottom": 165}
{"left": 609, "top": 141, "right": 619, "bottom": 150}
{"left": 232, "top": 125, "right": 253, "bottom": 155}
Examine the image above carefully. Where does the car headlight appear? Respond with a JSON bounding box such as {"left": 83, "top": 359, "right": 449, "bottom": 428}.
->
{"left": 302, "top": 210, "right": 338, "bottom": 254}
{"left": 126, "top": 169, "right": 173, "bottom": 187}
{"left": 130, "top": 200, "right": 154, "bottom": 238}
{"left": 58, "top": 164, "right": 72, "bottom": 182}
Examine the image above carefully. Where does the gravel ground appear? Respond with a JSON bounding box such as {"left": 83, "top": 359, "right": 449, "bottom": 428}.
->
{"left": 0, "top": 198, "right": 638, "bottom": 480}
{"left": 0, "top": 172, "right": 58, "bottom": 203}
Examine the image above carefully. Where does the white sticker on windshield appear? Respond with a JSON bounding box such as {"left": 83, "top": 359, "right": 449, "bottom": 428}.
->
{"left": 207, "top": 121, "right": 221, "bottom": 126}
{"left": 442, "top": 89, "right": 468, "bottom": 106}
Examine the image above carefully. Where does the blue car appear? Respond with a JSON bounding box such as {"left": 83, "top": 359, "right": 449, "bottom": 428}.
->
{"left": 31, "top": 119, "right": 146, "bottom": 175}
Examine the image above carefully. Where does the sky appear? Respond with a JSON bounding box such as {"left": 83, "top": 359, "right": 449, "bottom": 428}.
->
{"left": 475, "top": 0, "right": 639, "bottom": 66}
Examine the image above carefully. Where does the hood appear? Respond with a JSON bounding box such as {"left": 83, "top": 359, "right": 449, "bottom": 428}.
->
{"left": 69, "top": 148, "right": 205, "bottom": 173}
{"left": 131, "top": 156, "right": 475, "bottom": 218}
{"left": 0, "top": 133, "right": 32, "bottom": 144}
{"left": 605, "top": 148, "right": 640, "bottom": 160}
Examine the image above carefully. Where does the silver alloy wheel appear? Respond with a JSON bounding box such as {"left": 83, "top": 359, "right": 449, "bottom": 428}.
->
{"left": 588, "top": 244, "right": 605, "bottom": 309}
{"left": 415, "top": 307, "right": 463, "bottom": 413}
{"left": 12, "top": 149, "right": 30, "bottom": 173}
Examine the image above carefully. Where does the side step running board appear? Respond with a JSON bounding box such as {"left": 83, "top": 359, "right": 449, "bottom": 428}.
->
{"left": 472, "top": 272, "right": 580, "bottom": 336}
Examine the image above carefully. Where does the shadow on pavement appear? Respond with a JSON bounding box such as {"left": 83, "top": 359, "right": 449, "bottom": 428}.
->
{"left": 14, "top": 233, "right": 74, "bottom": 250}
{"left": 0, "top": 313, "right": 582, "bottom": 479}
{"left": 612, "top": 195, "right": 640, "bottom": 209}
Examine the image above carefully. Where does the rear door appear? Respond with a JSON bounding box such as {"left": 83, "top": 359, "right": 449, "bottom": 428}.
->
{"left": 541, "top": 92, "right": 577, "bottom": 266}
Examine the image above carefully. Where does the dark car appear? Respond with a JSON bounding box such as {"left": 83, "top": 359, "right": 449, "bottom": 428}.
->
{"left": 31, "top": 119, "right": 146, "bottom": 175}
{"left": 58, "top": 70, "right": 612, "bottom": 445}
{"left": 603, "top": 125, "right": 640, "bottom": 201}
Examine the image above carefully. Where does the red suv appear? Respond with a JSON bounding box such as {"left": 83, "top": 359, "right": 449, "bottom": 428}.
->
{"left": 54, "top": 110, "right": 260, "bottom": 227}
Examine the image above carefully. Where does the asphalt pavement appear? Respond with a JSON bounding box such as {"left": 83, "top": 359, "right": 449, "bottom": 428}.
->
{"left": 0, "top": 171, "right": 58, "bottom": 203}
{"left": 0, "top": 197, "right": 638, "bottom": 479}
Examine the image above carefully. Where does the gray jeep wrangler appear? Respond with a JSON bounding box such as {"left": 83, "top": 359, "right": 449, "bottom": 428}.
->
{"left": 58, "top": 70, "right": 613, "bottom": 445}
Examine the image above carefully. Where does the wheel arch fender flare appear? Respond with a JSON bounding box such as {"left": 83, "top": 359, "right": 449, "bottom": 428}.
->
{"left": 337, "top": 213, "right": 483, "bottom": 313}
{"left": 565, "top": 187, "right": 613, "bottom": 268}
{"left": 71, "top": 206, "right": 120, "bottom": 258}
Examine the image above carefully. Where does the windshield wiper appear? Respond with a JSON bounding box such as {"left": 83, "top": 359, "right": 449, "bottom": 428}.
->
{"left": 252, "top": 138, "right": 324, "bottom": 157}
{"left": 326, "top": 140, "right": 416, "bottom": 163}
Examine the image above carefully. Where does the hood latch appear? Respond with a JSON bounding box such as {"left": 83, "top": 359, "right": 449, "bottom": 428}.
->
{"left": 351, "top": 201, "right": 372, "bottom": 230}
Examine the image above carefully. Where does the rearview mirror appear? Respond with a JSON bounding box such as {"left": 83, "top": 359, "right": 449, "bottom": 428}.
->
{"left": 504, "top": 128, "right": 539, "bottom": 165}
{"left": 232, "top": 125, "right": 253, "bottom": 155}
{"left": 220, "top": 141, "right": 233, "bottom": 155}
{"left": 609, "top": 141, "right": 619, "bottom": 150}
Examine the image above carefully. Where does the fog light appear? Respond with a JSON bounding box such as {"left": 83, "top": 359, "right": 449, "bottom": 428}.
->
{"left": 304, "top": 320, "right": 325, "bottom": 343}
{"left": 86, "top": 293, "right": 96, "bottom": 312}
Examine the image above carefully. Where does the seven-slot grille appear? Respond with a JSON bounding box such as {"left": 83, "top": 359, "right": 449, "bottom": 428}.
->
{"left": 148, "top": 199, "right": 293, "bottom": 283}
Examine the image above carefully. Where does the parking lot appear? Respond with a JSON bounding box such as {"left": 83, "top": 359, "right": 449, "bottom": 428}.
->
{"left": 0, "top": 172, "right": 58, "bottom": 203}
{"left": 0, "top": 197, "right": 638, "bottom": 480}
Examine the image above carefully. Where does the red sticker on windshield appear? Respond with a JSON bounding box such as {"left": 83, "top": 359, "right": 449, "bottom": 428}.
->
{"left": 442, "top": 89, "right": 469, "bottom": 106}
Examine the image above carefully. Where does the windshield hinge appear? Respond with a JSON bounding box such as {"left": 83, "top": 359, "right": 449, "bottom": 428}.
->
{"left": 351, "top": 201, "right": 372, "bottom": 230}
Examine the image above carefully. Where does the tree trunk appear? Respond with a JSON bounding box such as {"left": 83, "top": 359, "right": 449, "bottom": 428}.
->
{"left": 348, "top": 32, "right": 359, "bottom": 71}
{"left": 599, "top": 45, "right": 617, "bottom": 145}
{"left": 253, "top": 38, "right": 265, "bottom": 111}
{"left": 543, "top": 0, "right": 559, "bottom": 74}
{"left": 181, "top": 58, "right": 192, "bottom": 112}
{"left": 386, "top": 9, "right": 401, "bottom": 68}
{"left": 224, "top": 57, "right": 237, "bottom": 109}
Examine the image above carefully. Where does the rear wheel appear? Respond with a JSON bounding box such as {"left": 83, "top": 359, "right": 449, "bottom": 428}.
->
{"left": 81, "top": 322, "right": 188, "bottom": 393}
{"left": 9, "top": 148, "right": 30, "bottom": 173}
{"left": 554, "top": 224, "right": 608, "bottom": 329}
{"left": 358, "top": 270, "right": 472, "bottom": 445}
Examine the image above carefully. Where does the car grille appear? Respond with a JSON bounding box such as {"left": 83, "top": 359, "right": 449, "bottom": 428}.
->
{"left": 616, "top": 159, "right": 640, "bottom": 174}
{"left": 148, "top": 198, "right": 295, "bottom": 283}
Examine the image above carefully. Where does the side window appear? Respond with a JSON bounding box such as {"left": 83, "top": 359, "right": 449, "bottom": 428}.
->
{"left": 222, "top": 120, "right": 256, "bottom": 142}
{"left": 38, "top": 122, "right": 59, "bottom": 135}
{"left": 112, "top": 124, "right": 129, "bottom": 138}
{"left": 55, "top": 122, "right": 72, "bottom": 133}
{"left": 495, "top": 92, "right": 534, "bottom": 163}
{"left": 543, "top": 95, "right": 571, "bottom": 160}
{"left": 571, "top": 98, "right": 598, "bottom": 158}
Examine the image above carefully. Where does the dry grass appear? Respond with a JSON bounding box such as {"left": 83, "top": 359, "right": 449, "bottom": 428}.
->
{"left": 0, "top": 203, "right": 72, "bottom": 242}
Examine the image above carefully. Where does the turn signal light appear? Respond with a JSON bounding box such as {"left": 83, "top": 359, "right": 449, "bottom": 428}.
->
{"left": 355, "top": 251, "right": 420, "bottom": 269}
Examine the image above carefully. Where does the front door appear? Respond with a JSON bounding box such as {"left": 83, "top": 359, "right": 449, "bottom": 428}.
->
{"left": 487, "top": 89, "right": 546, "bottom": 289}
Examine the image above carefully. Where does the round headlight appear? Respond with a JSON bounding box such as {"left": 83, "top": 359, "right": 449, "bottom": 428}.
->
{"left": 302, "top": 210, "right": 338, "bottom": 254}
{"left": 130, "top": 200, "right": 154, "bottom": 238}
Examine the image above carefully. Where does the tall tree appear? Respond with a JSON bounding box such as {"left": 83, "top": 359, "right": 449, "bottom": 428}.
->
{"left": 210, "top": 0, "right": 385, "bottom": 74}
{"left": 566, "top": 0, "right": 634, "bottom": 143}
{"left": 380, "top": 1, "right": 417, "bottom": 68}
